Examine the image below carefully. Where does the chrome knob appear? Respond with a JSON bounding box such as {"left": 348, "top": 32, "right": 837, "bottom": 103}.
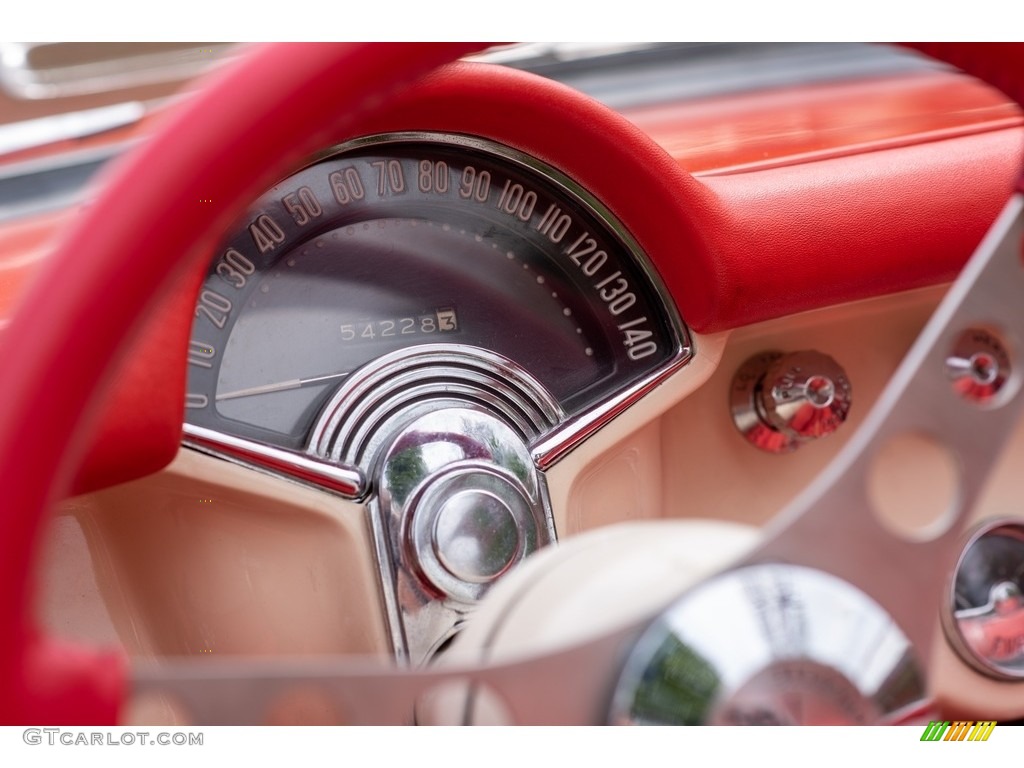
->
{"left": 946, "top": 327, "right": 1012, "bottom": 404}
{"left": 760, "top": 351, "right": 852, "bottom": 439}
{"left": 731, "top": 350, "right": 852, "bottom": 453}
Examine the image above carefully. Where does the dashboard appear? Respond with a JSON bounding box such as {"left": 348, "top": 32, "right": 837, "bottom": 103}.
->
{"left": 3, "top": 42, "right": 1024, "bottom": 725}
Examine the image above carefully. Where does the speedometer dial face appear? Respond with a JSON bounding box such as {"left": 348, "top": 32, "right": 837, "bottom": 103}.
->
{"left": 185, "top": 134, "right": 688, "bottom": 451}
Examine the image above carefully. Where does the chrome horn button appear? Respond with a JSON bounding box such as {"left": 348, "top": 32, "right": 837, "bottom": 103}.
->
{"left": 376, "top": 406, "right": 552, "bottom": 661}
{"left": 609, "top": 563, "right": 926, "bottom": 725}
{"left": 395, "top": 424, "right": 542, "bottom": 602}
{"left": 432, "top": 486, "right": 524, "bottom": 585}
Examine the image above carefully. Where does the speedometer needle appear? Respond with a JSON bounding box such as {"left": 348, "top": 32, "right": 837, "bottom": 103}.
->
{"left": 215, "top": 372, "right": 349, "bottom": 402}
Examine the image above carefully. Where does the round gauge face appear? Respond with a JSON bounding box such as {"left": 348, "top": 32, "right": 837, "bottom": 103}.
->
{"left": 949, "top": 524, "right": 1024, "bottom": 677}
{"left": 185, "top": 134, "right": 686, "bottom": 450}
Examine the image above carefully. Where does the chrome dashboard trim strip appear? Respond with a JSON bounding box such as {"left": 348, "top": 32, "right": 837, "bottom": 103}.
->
{"left": 182, "top": 423, "right": 366, "bottom": 500}
{"left": 0, "top": 42, "right": 234, "bottom": 100}
{"left": 531, "top": 348, "right": 690, "bottom": 470}
{"left": 0, "top": 101, "right": 144, "bottom": 159}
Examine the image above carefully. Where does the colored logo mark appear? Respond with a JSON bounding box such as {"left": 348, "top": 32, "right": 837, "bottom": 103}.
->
{"left": 920, "top": 721, "right": 996, "bottom": 741}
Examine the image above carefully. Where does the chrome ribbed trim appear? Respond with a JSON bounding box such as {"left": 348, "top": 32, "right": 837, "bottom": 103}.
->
{"left": 308, "top": 344, "right": 564, "bottom": 468}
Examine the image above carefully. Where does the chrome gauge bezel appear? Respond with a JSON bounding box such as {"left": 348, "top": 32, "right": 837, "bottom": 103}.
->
{"left": 183, "top": 131, "right": 693, "bottom": 483}
{"left": 942, "top": 518, "right": 1024, "bottom": 680}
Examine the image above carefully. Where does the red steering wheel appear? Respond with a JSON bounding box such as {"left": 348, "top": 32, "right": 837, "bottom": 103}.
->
{"left": 1, "top": 42, "right": 1023, "bottom": 724}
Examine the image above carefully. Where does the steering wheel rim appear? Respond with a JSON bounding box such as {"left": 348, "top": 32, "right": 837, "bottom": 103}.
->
{"left": 1, "top": 42, "right": 1023, "bottom": 725}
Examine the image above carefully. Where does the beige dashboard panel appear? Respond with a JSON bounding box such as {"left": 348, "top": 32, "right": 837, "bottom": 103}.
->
{"left": 44, "top": 448, "right": 389, "bottom": 660}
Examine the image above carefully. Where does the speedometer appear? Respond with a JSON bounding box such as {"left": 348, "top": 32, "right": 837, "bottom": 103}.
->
{"left": 184, "top": 133, "right": 688, "bottom": 451}
{"left": 183, "top": 132, "right": 691, "bottom": 661}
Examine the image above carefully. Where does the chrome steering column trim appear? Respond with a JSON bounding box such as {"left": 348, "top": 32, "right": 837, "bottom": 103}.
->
{"left": 307, "top": 344, "right": 562, "bottom": 664}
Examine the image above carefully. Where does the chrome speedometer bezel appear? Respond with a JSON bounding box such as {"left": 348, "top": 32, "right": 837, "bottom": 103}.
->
{"left": 184, "top": 131, "right": 693, "bottom": 478}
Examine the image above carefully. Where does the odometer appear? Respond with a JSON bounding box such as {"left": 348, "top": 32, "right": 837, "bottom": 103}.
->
{"left": 185, "top": 133, "right": 688, "bottom": 451}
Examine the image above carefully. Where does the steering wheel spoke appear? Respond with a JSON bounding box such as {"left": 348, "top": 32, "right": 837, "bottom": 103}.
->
{"left": 746, "top": 194, "right": 1024, "bottom": 661}
{"left": 131, "top": 626, "right": 633, "bottom": 725}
